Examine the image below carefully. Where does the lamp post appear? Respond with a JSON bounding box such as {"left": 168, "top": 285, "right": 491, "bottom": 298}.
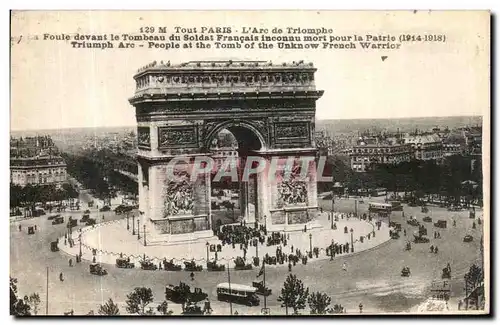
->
{"left": 255, "top": 239, "right": 259, "bottom": 258}
{"left": 264, "top": 215, "right": 267, "bottom": 228}
{"left": 331, "top": 212, "right": 334, "bottom": 229}
{"left": 143, "top": 225, "right": 146, "bottom": 246}
{"left": 350, "top": 228, "right": 354, "bottom": 253}
{"left": 137, "top": 220, "right": 140, "bottom": 239}
{"left": 127, "top": 213, "right": 130, "bottom": 230}
{"left": 331, "top": 191, "right": 335, "bottom": 212}
{"left": 206, "top": 242, "right": 209, "bottom": 263}
{"left": 132, "top": 214, "right": 135, "bottom": 235}
{"left": 309, "top": 233, "right": 313, "bottom": 254}
{"left": 355, "top": 200, "right": 358, "bottom": 218}
{"left": 330, "top": 239, "right": 334, "bottom": 261}
{"left": 79, "top": 231, "right": 82, "bottom": 258}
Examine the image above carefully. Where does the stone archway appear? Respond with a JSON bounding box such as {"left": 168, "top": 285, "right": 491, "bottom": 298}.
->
{"left": 130, "top": 60, "right": 324, "bottom": 239}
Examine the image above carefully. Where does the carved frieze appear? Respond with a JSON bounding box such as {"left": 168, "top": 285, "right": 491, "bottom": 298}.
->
{"left": 158, "top": 126, "right": 198, "bottom": 149}
{"left": 275, "top": 122, "right": 309, "bottom": 139}
{"left": 137, "top": 127, "right": 151, "bottom": 148}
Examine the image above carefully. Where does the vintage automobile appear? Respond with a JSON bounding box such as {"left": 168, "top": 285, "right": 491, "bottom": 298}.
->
{"left": 434, "top": 220, "right": 447, "bottom": 228}
{"left": 190, "top": 287, "right": 209, "bottom": 303}
{"left": 182, "top": 303, "right": 204, "bottom": 315}
{"left": 116, "top": 258, "right": 135, "bottom": 268}
{"left": 184, "top": 260, "right": 203, "bottom": 272}
{"left": 140, "top": 260, "right": 158, "bottom": 271}
{"left": 50, "top": 241, "right": 59, "bottom": 252}
{"left": 52, "top": 216, "right": 64, "bottom": 225}
{"left": 404, "top": 241, "right": 412, "bottom": 251}
{"left": 401, "top": 266, "right": 411, "bottom": 277}
{"left": 463, "top": 235, "right": 474, "bottom": 242}
{"left": 89, "top": 263, "right": 108, "bottom": 276}
{"left": 421, "top": 206, "right": 429, "bottom": 213}
{"left": 99, "top": 206, "right": 111, "bottom": 212}
{"left": 80, "top": 214, "right": 90, "bottom": 223}
{"left": 442, "top": 265, "right": 451, "bottom": 279}
{"left": 447, "top": 205, "right": 462, "bottom": 212}
{"left": 206, "top": 260, "right": 225, "bottom": 271}
{"left": 407, "top": 218, "right": 420, "bottom": 227}
{"left": 114, "top": 205, "right": 133, "bottom": 215}
{"left": 234, "top": 257, "right": 253, "bottom": 270}
{"left": 28, "top": 226, "right": 35, "bottom": 235}
{"left": 165, "top": 282, "right": 207, "bottom": 304}
{"left": 390, "top": 230, "right": 400, "bottom": 239}
{"left": 393, "top": 223, "right": 402, "bottom": 232}
{"left": 422, "top": 216, "right": 433, "bottom": 223}
{"left": 413, "top": 232, "right": 430, "bottom": 243}
{"left": 418, "top": 225, "right": 428, "bottom": 236}
{"left": 252, "top": 281, "right": 272, "bottom": 296}
{"left": 86, "top": 218, "right": 96, "bottom": 226}
{"left": 47, "top": 214, "right": 60, "bottom": 220}
{"left": 163, "top": 259, "right": 182, "bottom": 271}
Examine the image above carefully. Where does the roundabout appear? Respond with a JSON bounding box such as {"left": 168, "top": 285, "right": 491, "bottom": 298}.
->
{"left": 59, "top": 210, "right": 391, "bottom": 269}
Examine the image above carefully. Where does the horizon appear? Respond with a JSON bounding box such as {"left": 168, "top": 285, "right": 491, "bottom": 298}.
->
{"left": 9, "top": 114, "right": 483, "bottom": 133}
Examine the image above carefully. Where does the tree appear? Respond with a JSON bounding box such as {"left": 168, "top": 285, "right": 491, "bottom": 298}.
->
{"left": 98, "top": 298, "right": 120, "bottom": 316}
{"left": 10, "top": 277, "right": 31, "bottom": 316}
{"left": 27, "top": 293, "right": 41, "bottom": 315}
{"left": 157, "top": 300, "right": 174, "bottom": 315}
{"left": 125, "top": 287, "right": 154, "bottom": 315}
{"left": 465, "top": 264, "right": 484, "bottom": 310}
{"left": 308, "top": 291, "right": 331, "bottom": 314}
{"left": 277, "top": 274, "right": 309, "bottom": 315}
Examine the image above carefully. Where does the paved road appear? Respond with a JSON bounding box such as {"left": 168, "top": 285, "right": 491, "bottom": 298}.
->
{"left": 10, "top": 197, "right": 483, "bottom": 315}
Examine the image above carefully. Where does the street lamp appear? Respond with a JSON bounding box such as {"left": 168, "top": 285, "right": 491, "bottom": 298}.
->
{"left": 79, "top": 231, "right": 82, "bottom": 258}
{"left": 309, "top": 233, "right": 313, "bottom": 253}
{"left": 350, "top": 228, "right": 354, "bottom": 253}
{"left": 143, "top": 224, "right": 146, "bottom": 246}
{"left": 255, "top": 239, "right": 259, "bottom": 258}
{"left": 137, "top": 219, "right": 140, "bottom": 239}
{"left": 264, "top": 215, "right": 267, "bottom": 228}
{"left": 331, "top": 212, "right": 334, "bottom": 229}
{"left": 331, "top": 191, "right": 335, "bottom": 212}
{"left": 206, "top": 242, "right": 210, "bottom": 263}
{"left": 132, "top": 214, "right": 135, "bottom": 235}
{"left": 127, "top": 213, "right": 130, "bottom": 230}
{"left": 330, "top": 239, "right": 334, "bottom": 261}
{"left": 355, "top": 200, "right": 358, "bottom": 218}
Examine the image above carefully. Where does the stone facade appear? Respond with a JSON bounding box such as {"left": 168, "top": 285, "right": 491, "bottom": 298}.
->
{"left": 130, "top": 60, "right": 324, "bottom": 236}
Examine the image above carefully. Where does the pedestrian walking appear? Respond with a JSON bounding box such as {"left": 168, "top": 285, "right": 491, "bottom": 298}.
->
{"left": 34, "top": 225, "right": 37, "bottom": 231}
{"left": 18, "top": 225, "right": 21, "bottom": 232}
{"left": 342, "top": 262, "right": 347, "bottom": 271}
{"left": 59, "top": 272, "right": 64, "bottom": 282}
{"left": 190, "top": 272, "right": 195, "bottom": 281}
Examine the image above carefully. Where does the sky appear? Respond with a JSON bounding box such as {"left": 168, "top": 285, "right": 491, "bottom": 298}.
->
{"left": 10, "top": 11, "right": 490, "bottom": 131}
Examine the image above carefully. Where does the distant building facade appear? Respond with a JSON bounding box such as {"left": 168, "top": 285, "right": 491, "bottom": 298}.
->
{"left": 348, "top": 136, "right": 413, "bottom": 172}
{"left": 10, "top": 155, "right": 67, "bottom": 187}
{"left": 10, "top": 135, "right": 67, "bottom": 187}
{"left": 403, "top": 134, "right": 443, "bottom": 161}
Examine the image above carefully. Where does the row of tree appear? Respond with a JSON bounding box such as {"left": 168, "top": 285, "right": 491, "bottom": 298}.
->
{"left": 61, "top": 151, "right": 138, "bottom": 200}
{"left": 318, "top": 155, "right": 482, "bottom": 206}
{"left": 10, "top": 183, "right": 79, "bottom": 209}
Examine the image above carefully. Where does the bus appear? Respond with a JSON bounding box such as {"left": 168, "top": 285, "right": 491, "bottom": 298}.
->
{"left": 216, "top": 283, "right": 260, "bottom": 306}
{"left": 368, "top": 202, "right": 392, "bottom": 213}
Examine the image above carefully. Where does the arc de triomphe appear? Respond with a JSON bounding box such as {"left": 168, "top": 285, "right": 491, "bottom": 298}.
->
{"left": 129, "top": 60, "right": 324, "bottom": 240}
